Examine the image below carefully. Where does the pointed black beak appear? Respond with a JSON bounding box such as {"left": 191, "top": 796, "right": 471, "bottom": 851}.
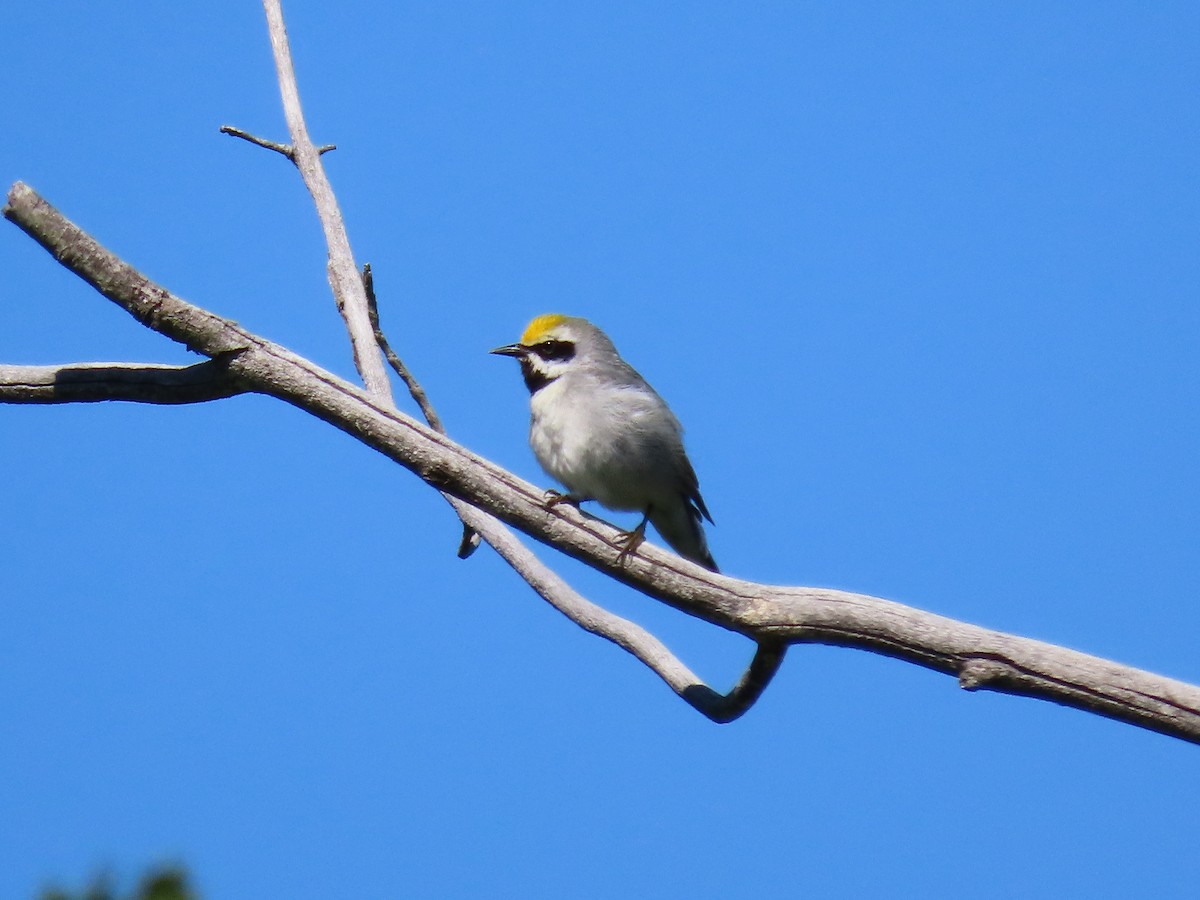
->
{"left": 490, "top": 343, "right": 526, "bottom": 358}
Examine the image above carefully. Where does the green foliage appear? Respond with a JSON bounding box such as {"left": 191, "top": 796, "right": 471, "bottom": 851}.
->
{"left": 39, "top": 866, "right": 195, "bottom": 900}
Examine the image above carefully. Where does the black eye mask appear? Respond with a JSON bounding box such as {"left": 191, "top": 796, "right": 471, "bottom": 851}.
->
{"left": 532, "top": 339, "right": 575, "bottom": 362}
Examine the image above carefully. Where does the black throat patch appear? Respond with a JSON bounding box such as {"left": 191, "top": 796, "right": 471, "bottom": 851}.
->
{"left": 519, "top": 357, "right": 555, "bottom": 394}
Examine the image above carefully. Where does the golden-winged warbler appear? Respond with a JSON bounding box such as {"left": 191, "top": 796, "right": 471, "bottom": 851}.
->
{"left": 492, "top": 314, "right": 717, "bottom": 571}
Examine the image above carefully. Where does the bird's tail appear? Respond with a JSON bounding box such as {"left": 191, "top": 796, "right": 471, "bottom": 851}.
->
{"left": 650, "top": 499, "right": 718, "bottom": 572}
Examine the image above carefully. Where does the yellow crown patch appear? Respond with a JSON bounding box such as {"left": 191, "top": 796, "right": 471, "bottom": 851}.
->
{"left": 520, "top": 313, "right": 570, "bottom": 346}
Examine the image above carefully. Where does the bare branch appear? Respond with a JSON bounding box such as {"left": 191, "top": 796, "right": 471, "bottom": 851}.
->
{"left": 220, "top": 125, "right": 335, "bottom": 158}
{"left": 6, "top": 180, "right": 1199, "bottom": 743}
{"left": 249, "top": 2, "right": 775, "bottom": 713}
{"left": 219, "top": 125, "right": 295, "bottom": 159}
{"left": 692, "top": 638, "right": 787, "bottom": 724}
{"left": 453, "top": 501, "right": 787, "bottom": 723}
{"left": 361, "top": 251, "right": 786, "bottom": 712}
{"left": 362, "top": 266, "right": 785, "bottom": 714}
{"left": 2, "top": 180, "right": 770, "bottom": 717}
{"left": 0, "top": 360, "right": 246, "bottom": 404}
{"left": 361, "top": 263, "right": 783, "bottom": 709}
{"left": 363, "top": 262, "right": 483, "bottom": 558}
{"left": 259, "top": 0, "right": 392, "bottom": 402}
{"left": 363, "top": 265, "right": 444, "bottom": 433}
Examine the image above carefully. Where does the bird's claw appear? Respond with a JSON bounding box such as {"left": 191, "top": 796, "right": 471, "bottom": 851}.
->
{"left": 543, "top": 490, "right": 583, "bottom": 511}
{"left": 614, "top": 519, "right": 648, "bottom": 567}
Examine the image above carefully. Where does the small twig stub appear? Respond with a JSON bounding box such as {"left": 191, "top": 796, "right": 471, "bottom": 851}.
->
{"left": 220, "top": 125, "right": 296, "bottom": 161}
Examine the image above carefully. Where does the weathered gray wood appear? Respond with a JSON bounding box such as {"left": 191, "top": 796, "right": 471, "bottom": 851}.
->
{"left": 0, "top": 361, "right": 243, "bottom": 404}
{"left": 259, "top": 0, "right": 393, "bottom": 402}
{"left": 6, "top": 180, "right": 1198, "bottom": 743}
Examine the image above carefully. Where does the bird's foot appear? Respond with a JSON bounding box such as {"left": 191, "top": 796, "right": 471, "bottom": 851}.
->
{"left": 614, "top": 517, "right": 649, "bottom": 567}
{"left": 543, "top": 489, "right": 585, "bottom": 511}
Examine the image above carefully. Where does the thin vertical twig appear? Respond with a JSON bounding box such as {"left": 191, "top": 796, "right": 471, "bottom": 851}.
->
{"left": 362, "top": 265, "right": 443, "bottom": 432}
{"left": 363, "top": 263, "right": 480, "bottom": 557}
{"left": 260, "top": 0, "right": 393, "bottom": 403}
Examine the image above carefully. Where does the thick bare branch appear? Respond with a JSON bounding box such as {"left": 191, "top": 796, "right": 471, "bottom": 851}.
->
{"left": 1, "top": 181, "right": 776, "bottom": 720}
{"left": 6, "top": 180, "right": 1199, "bottom": 743}
{"left": 0, "top": 360, "right": 245, "bottom": 404}
{"left": 259, "top": 0, "right": 392, "bottom": 402}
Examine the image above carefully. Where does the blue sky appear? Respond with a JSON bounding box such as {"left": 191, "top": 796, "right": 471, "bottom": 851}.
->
{"left": 2, "top": 2, "right": 1198, "bottom": 897}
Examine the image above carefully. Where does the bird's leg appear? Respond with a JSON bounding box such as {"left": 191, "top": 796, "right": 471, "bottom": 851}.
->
{"left": 543, "top": 489, "right": 588, "bottom": 510}
{"left": 615, "top": 510, "right": 650, "bottom": 566}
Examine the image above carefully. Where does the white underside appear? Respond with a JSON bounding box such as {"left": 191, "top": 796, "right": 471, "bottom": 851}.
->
{"left": 530, "top": 379, "right": 682, "bottom": 511}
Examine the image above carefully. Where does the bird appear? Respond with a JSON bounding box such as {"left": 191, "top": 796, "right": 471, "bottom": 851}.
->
{"left": 491, "top": 314, "right": 717, "bottom": 571}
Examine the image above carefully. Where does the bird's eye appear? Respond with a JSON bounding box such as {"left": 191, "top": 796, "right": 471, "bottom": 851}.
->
{"left": 536, "top": 339, "right": 574, "bottom": 361}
